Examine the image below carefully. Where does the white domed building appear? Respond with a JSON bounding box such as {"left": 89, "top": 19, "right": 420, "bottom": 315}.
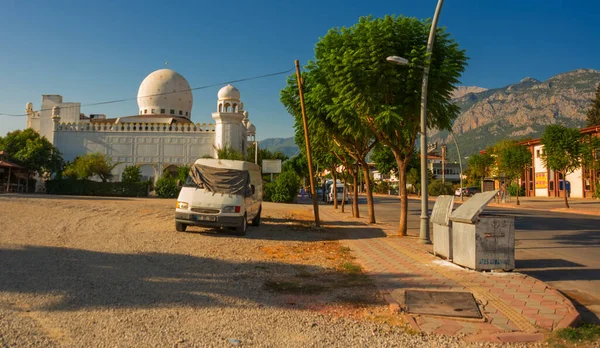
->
{"left": 25, "top": 69, "right": 256, "bottom": 184}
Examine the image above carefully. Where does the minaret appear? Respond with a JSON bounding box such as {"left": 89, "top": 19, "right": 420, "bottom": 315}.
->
{"left": 212, "top": 85, "right": 245, "bottom": 155}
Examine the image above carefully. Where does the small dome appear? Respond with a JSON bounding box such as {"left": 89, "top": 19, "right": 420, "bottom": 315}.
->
{"left": 137, "top": 69, "right": 193, "bottom": 118}
{"left": 25, "top": 102, "right": 33, "bottom": 111}
{"left": 247, "top": 122, "right": 256, "bottom": 135}
{"left": 218, "top": 84, "right": 240, "bottom": 100}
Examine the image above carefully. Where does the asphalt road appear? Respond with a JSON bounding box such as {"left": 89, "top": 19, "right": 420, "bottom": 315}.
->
{"left": 351, "top": 194, "right": 600, "bottom": 322}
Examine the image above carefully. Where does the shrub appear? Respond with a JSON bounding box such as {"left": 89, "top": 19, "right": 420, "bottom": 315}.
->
{"left": 373, "top": 181, "right": 390, "bottom": 194}
{"left": 507, "top": 183, "right": 525, "bottom": 197}
{"left": 155, "top": 172, "right": 180, "bottom": 198}
{"left": 121, "top": 165, "right": 141, "bottom": 184}
{"left": 269, "top": 171, "right": 299, "bottom": 203}
{"left": 45, "top": 179, "right": 148, "bottom": 197}
{"left": 263, "top": 181, "right": 276, "bottom": 202}
{"left": 428, "top": 180, "right": 454, "bottom": 196}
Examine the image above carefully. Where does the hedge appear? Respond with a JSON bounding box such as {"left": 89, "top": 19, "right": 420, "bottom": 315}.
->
{"left": 45, "top": 179, "right": 149, "bottom": 197}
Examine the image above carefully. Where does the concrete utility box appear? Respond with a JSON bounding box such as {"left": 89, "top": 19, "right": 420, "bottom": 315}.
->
{"left": 431, "top": 195, "right": 455, "bottom": 260}
{"left": 449, "top": 190, "right": 515, "bottom": 271}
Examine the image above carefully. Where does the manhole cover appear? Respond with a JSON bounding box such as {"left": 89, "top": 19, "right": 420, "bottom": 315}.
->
{"left": 405, "top": 290, "right": 482, "bottom": 319}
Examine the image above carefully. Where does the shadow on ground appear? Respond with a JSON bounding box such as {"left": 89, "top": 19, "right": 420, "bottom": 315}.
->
{"left": 0, "top": 245, "right": 410, "bottom": 312}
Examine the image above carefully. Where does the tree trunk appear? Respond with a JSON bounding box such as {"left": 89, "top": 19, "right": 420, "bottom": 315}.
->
{"left": 397, "top": 161, "right": 408, "bottom": 236}
{"left": 352, "top": 169, "right": 359, "bottom": 218}
{"left": 332, "top": 170, "right": 338, "bottom": 210}
{"left": 341, "top": 175, "right": 346, "bottom": 213}
{"left": 515, "top": 179, "right": 520, "bottom": 206}
{"left": 563, "top": 172, "right": 570, "bottom": 208}
{"left": 359, "top": 160, "right": 376, "bottom": 223}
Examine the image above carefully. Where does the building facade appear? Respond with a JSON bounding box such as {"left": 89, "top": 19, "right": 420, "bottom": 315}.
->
{"left": 521, "top": 126, "right": 600, "bottom": 198}
{"left": 25, "top": 69, "right": 256, "bottom": 184}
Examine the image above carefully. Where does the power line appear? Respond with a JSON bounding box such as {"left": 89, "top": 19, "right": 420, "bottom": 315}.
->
{"left": 0, "top": 67, "right": 294, "bottom": 117}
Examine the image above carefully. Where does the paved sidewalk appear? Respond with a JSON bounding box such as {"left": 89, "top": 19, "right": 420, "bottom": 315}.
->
{"left": 317, "top": 205, "right": 580, "bottom": 343}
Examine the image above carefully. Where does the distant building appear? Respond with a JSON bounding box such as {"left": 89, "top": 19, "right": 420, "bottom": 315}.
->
{"left": 521, "top": 125, "right": 600, "bottom": 198}
{"left": 25, "top": 69, "right": 257, "bottom": 185}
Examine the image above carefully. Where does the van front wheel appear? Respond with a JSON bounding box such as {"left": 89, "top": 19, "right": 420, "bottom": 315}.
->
{"left": 251, "top": 206, "right": 261, "bottom": 226}
{"left": 235, "top": 214, "right": 247, "bottom": 236}
{"left": 175, "top": 221, "right": 187, "bottom": 232}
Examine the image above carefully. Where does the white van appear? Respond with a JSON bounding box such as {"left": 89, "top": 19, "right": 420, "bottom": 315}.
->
{"left": 175, "top": 159, "right": 263, "bottom": 235}
{"left": 327, "top": 183, "right": 348, "bottom": 204}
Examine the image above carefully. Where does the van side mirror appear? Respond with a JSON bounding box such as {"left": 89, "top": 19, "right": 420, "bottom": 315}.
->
{"left": 251, "top": 184, "right": 256, "bottom": 194}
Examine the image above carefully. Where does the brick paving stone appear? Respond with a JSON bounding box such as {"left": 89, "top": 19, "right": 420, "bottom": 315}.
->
{"left": 536, "top": 319, "right": 554, "bottom": 330}
{"left": 522, "top": 309, "right": 539, "bottom": 315}
{"left": 538, "top": 308, "right": 556, "bottom": 314}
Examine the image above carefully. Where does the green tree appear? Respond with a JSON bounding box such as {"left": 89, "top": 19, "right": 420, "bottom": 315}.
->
{"left": 586, "top": 83, "right": 600, "bottom": 127}
{"left": 497, "top": 141, "right": 531, "bottom": 205}
{"left": 247, "top": 146, "right": 288, "bottom": 165}
{"left": 215, "top": 144, "right": 244, "bottom": 160}
{"left": 0, "top": 129, "right": 63, "bottom": 177}
{"left": 63, "top": 153, "right": 116, "bottom": 182}
{"left": 296, "top": 15, "right": 466, "bottom": 234}
{"left": 541, "top": 125, "right": 582, "bottom": 208}
{"left": 121, "top": 165, "right": 142, "bottom": 184}
{"left": 371, "top": 144, "right": 397, "bottom": 178}
{"left": 155, "top": 171, "right": 179, "bottom": 198}
{"left": 270, "top": 171, "right": 300, "bottom": 203}
{"left": 177, "top": 165, "right": 191, "bottom": 184}
{"left": 467, "top": 153, "right": 494, "bottom": 185}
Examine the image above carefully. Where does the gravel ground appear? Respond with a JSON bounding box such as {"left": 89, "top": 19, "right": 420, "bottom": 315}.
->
{"left": 0, "top": 195, "right": 537, "bottom": 347}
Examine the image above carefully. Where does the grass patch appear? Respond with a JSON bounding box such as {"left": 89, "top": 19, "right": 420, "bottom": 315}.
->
{"left": 339, "top": 262, "right": 362, "bottom": 274}
{"left": 263, "top": 280, "right": 327, "bottom": 294}
{"left": 555, "top": 324, "right": 600, "bottom": 343}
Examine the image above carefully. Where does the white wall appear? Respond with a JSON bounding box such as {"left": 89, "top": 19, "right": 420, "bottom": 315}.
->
{"left": 57, "top": 102, "right": 82, "bottom": 124}
{"left": 567, "top": 168, "right": 583, "bottom": 198}
{"left": 533, "top": 144, "right": 548, "bottom": 197}
{"left": 54, "top": 125, "right": 216, "bottom": 181}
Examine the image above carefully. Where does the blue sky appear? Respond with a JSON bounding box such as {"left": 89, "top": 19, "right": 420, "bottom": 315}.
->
{"left": 1, "top": 0, "right": 599, "bottom": 140}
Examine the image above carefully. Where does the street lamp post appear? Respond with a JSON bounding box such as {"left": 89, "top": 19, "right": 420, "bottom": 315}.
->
{"left": 387, "top": 0, "right": 444, "bottom": 244}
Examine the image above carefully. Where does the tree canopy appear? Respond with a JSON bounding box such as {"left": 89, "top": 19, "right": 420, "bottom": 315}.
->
{"left": 541, "top": 125, "right": 582, "bottom": 208}
{"left": 310, "top": 15, "right": 466, "bottom": 233}
{"left": 63, "top": 153, "right": 116, "bottom": 182}
{"left": 0, "top": 129, "right": 63, "bottom": 177}
{"left": 496, "top": 140, "right": 531, "bottom": 204}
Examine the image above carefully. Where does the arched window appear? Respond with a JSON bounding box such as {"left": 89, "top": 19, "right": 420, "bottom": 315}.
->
{"left": 144, "top": 109, "right": 147, "bottom": 114}
{"left": 179, "top": 110, "right": 183, "bottom": 115}
{"left": 219, "top": 103, "right": 223, "bottom": 112}
{"left": 225, "top": 103, "right": 231, "bottom": 112}
{"left": 233, "top": 103, "right": 238, "bottom": 112}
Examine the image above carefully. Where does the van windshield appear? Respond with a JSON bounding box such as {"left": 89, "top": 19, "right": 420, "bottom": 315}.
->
{"left": 336, "top": 187, "right": 344, "bottom": 193}
{"left": 183, "top": 176, "right": 204, "bottom": 188}
{"left": 188, "top": 164, "right": 251, "bottom": 196}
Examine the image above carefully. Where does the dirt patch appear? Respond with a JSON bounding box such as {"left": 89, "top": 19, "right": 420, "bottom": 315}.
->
{"left": 259, "top": 238, "right": 388, "bottom": 321}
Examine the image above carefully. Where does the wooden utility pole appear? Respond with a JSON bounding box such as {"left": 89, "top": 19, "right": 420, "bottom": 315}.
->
{"left": 295, "top": 60, "right": 320, "bottom": 227}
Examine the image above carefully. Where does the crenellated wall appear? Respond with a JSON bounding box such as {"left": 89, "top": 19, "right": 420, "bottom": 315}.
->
{"left": 53, "top": 121, "right": 217, "bottom": 182}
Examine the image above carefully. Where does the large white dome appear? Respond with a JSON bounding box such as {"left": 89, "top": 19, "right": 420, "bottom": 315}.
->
{"left": 137, "top": 69, "right": 193, "bottom": 118}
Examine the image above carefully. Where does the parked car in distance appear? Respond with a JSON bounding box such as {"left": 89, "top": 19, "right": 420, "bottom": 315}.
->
{"left": 463, "top": 186, "right": 481, "bottom": 197}
{"left": 454, "top": 187, "right": 465, "bottom": 196}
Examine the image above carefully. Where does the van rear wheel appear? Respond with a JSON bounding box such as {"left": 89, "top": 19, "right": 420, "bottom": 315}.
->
{"left": 175, "top": 222, "right": 187, "bottom": 232}
{"left": 251, "top": 206, "right": 261, "bottom": 226}
{"left": 235, "top": 214, "right": 247, "bottom": 236}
